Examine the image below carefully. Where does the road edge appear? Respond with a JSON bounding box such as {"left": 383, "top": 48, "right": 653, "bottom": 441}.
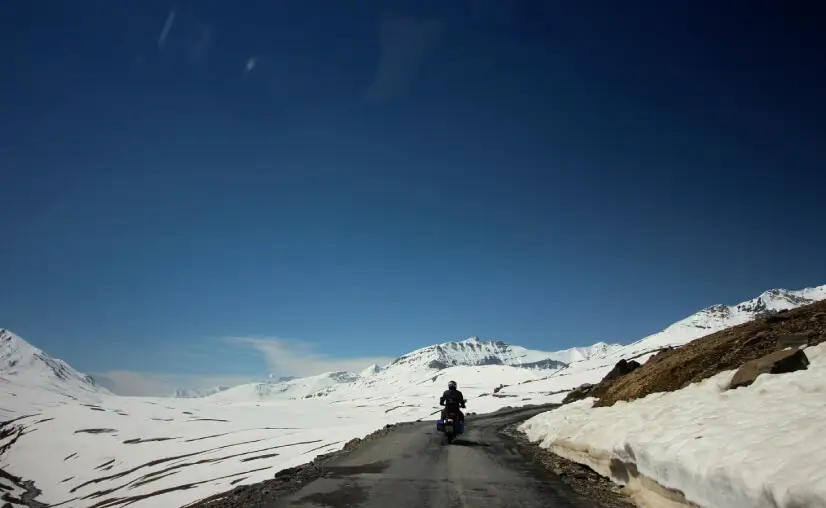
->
{"left": 500, "top": 422, "right": 637, "bottom": 508}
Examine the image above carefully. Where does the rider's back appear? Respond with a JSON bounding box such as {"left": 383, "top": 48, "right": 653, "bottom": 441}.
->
{"left": 441, "top": 388, "right": 465, "bottom": 409}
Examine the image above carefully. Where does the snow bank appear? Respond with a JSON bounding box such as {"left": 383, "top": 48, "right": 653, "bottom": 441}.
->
{"left": 520, "top": 342, "right": 826, "bottom": 508}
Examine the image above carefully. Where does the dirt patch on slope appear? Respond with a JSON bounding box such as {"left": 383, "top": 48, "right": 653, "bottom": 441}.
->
{"left": 595, "top": 300, "right": 826, "bottom": 408}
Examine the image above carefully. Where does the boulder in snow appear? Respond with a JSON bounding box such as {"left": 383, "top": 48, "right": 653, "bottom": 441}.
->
{"left": 728, "top": 348, "right": 810, "bottom": 389}
{"left": 601, "top": 359, "right": 641, "bottom": 383}
{"left": 775, "top": 333, "right": 809, "bottom": 351}
{"left": 765, "top": 312, "right": 792, "bottom": 323}
{"left": 561, "top": 383, "right": 596, "bottom": 404}
{"left": 739, "top": 331, "right": 769, "bottom": 349}
{"left": 647, "top": 346, "right": 675, "bottom": 363}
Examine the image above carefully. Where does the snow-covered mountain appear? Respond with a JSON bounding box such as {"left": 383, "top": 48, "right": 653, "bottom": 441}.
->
{"left": 175, "top": 337, "right": 616, "bottom": 400}
{"left": 170, "top": 285, "right": 826, "bottom": 401}
{"left": 0, "top": 328, "right": 111, "bottom": 417}
{"left": 496, "top": 284, "right": 826, "bottom": 402}
{"left": 616, "top": 285, "right": 826, "bottom": 359}
{"left": 172, "top": 386, "right": 231, "bottom": 398}
{"left": 172, "top": 375, "right": 298, "bottom": 398}
{"left": 0, "top": 328, "right": 109, "bottom": 397}
{"left": 387, "top": 336, "right": 612, "bottom": 372}
{"left": 360, "top": 363, "right": 383, "bottom": 377}
{"left": 211, "top": 370, "right": 361, "bottom": 401}
{"left": 538, "top": 342, "right": 623, "bottom": 364}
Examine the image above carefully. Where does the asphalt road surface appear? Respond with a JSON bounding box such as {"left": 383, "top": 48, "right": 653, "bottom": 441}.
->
{"left": 265, "top": 405, "right": 598, "bottom": 508}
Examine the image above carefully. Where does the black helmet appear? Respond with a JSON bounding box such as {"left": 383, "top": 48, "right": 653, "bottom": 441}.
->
{"left": 448, "top": 380, "right": 457, "bottom": 390}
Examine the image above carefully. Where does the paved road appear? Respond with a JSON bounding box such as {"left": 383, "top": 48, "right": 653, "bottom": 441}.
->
{"left": 266, "top": 405, "right": 598, "bottom": 508}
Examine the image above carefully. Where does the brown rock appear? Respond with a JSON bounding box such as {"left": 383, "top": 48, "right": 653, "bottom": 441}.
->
{"left": 740, "top": 333, "right": 766, "bottom": 348}
{"left": 601, "top": 359, "right": 641, "bottom": 383}
{"left": 775, "top": 333, "right": 808, "bottom": 350}
{"left": 728, "top": 349, "right": 810, "bottom": 390}
{"left": 649, "top": 347, "right": 674, "bottom": 362}
{"left": 562, "top": 383, "right": 596, "bottom": 404}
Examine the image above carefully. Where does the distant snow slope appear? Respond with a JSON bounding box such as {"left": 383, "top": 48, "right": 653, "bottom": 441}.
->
{"left": 0, "top": 329, "right": 110, "bottom": 417}
{"left": 211, "top": 371, "right": 361, "bottom": 402}
{"left": 359, "top": 363, "right": 383, "bottom": 377}
{"left": 386, "top": 336, "right": 617, "bottom": 371}
{"left": 172, "top": 386, "right": 231, "bottom": 398}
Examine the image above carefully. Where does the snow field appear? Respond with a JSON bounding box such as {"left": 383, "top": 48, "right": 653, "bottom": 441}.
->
{"left": 1, "top": 363, "right": 570, "bottom": 508}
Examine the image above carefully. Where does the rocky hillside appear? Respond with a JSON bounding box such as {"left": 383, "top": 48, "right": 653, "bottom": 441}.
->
{"left": 571, "top": 299, "right": 826, "bottom": 408}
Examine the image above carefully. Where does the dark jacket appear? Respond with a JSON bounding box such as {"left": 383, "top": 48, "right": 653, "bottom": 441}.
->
{"left": 440, "top": 389, "right": 466, "bottom": 410}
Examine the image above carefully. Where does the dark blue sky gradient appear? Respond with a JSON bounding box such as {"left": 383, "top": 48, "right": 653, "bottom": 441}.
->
{"left": 1, "top": 1, "right": 825, "bottom": 378}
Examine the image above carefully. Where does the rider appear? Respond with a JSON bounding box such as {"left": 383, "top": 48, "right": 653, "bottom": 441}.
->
{"left": 440, "top": 380, "right": 466, "bottom": 422}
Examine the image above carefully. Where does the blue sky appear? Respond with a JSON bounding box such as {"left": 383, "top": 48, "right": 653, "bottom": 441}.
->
{"left": 2, "top": 1, "right": 825, "bottom": 395}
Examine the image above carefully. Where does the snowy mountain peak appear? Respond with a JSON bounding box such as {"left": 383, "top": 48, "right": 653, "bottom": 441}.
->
{"left": 0, "top": 328, "right": 109, "bottom": 395}
{"left": 736, "top": 288, "right": 816, "bottom": 315}
{"left": 327, "top": 371, "right": 360, "bottom": 383}
{"left": 211, "top": 369, "right": 360, "bottom": 401}
{"left": 686, "top": 287, "right": 826, "bottom": 325}
{"left": 622, "top": 284, "right": 826, "bottom": 355}
{"left": 360, "top": 364, "right": 383, "bottom": 377}
{"left": 1, "top": 328, "right": 39, "bottom": 367}
{"left": 172, "top": 386, "right": 231, "bottom": 398}
{"left": 553, "top": 342, "right": 621, "bottom": 363}
{"left": 389, "top": 337, "right": 579, "bottom": 372}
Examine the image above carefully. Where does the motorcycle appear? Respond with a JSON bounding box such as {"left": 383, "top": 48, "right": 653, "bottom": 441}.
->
{"left": 436, "top": 409, "right": 465, "bottom": 444}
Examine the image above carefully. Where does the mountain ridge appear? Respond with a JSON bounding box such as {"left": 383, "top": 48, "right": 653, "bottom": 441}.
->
{"left": 3, "top": 284, "right": 824, "bottom": 399}
{"left": 0, "top": 328, "right": 109, "bottom": 395}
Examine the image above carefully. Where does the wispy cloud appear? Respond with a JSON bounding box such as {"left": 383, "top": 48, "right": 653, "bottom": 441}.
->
{"left": 231, "top": 336, "right": 396, "bottom": 378}
{"left": 93, "top": 336, "right": 396, "bottom": 397}
{"left": 157, "top": 9, "right": 177, "bottom": 48}
{"left": 245, "top": 56, "right": 258, "bottom": 74}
